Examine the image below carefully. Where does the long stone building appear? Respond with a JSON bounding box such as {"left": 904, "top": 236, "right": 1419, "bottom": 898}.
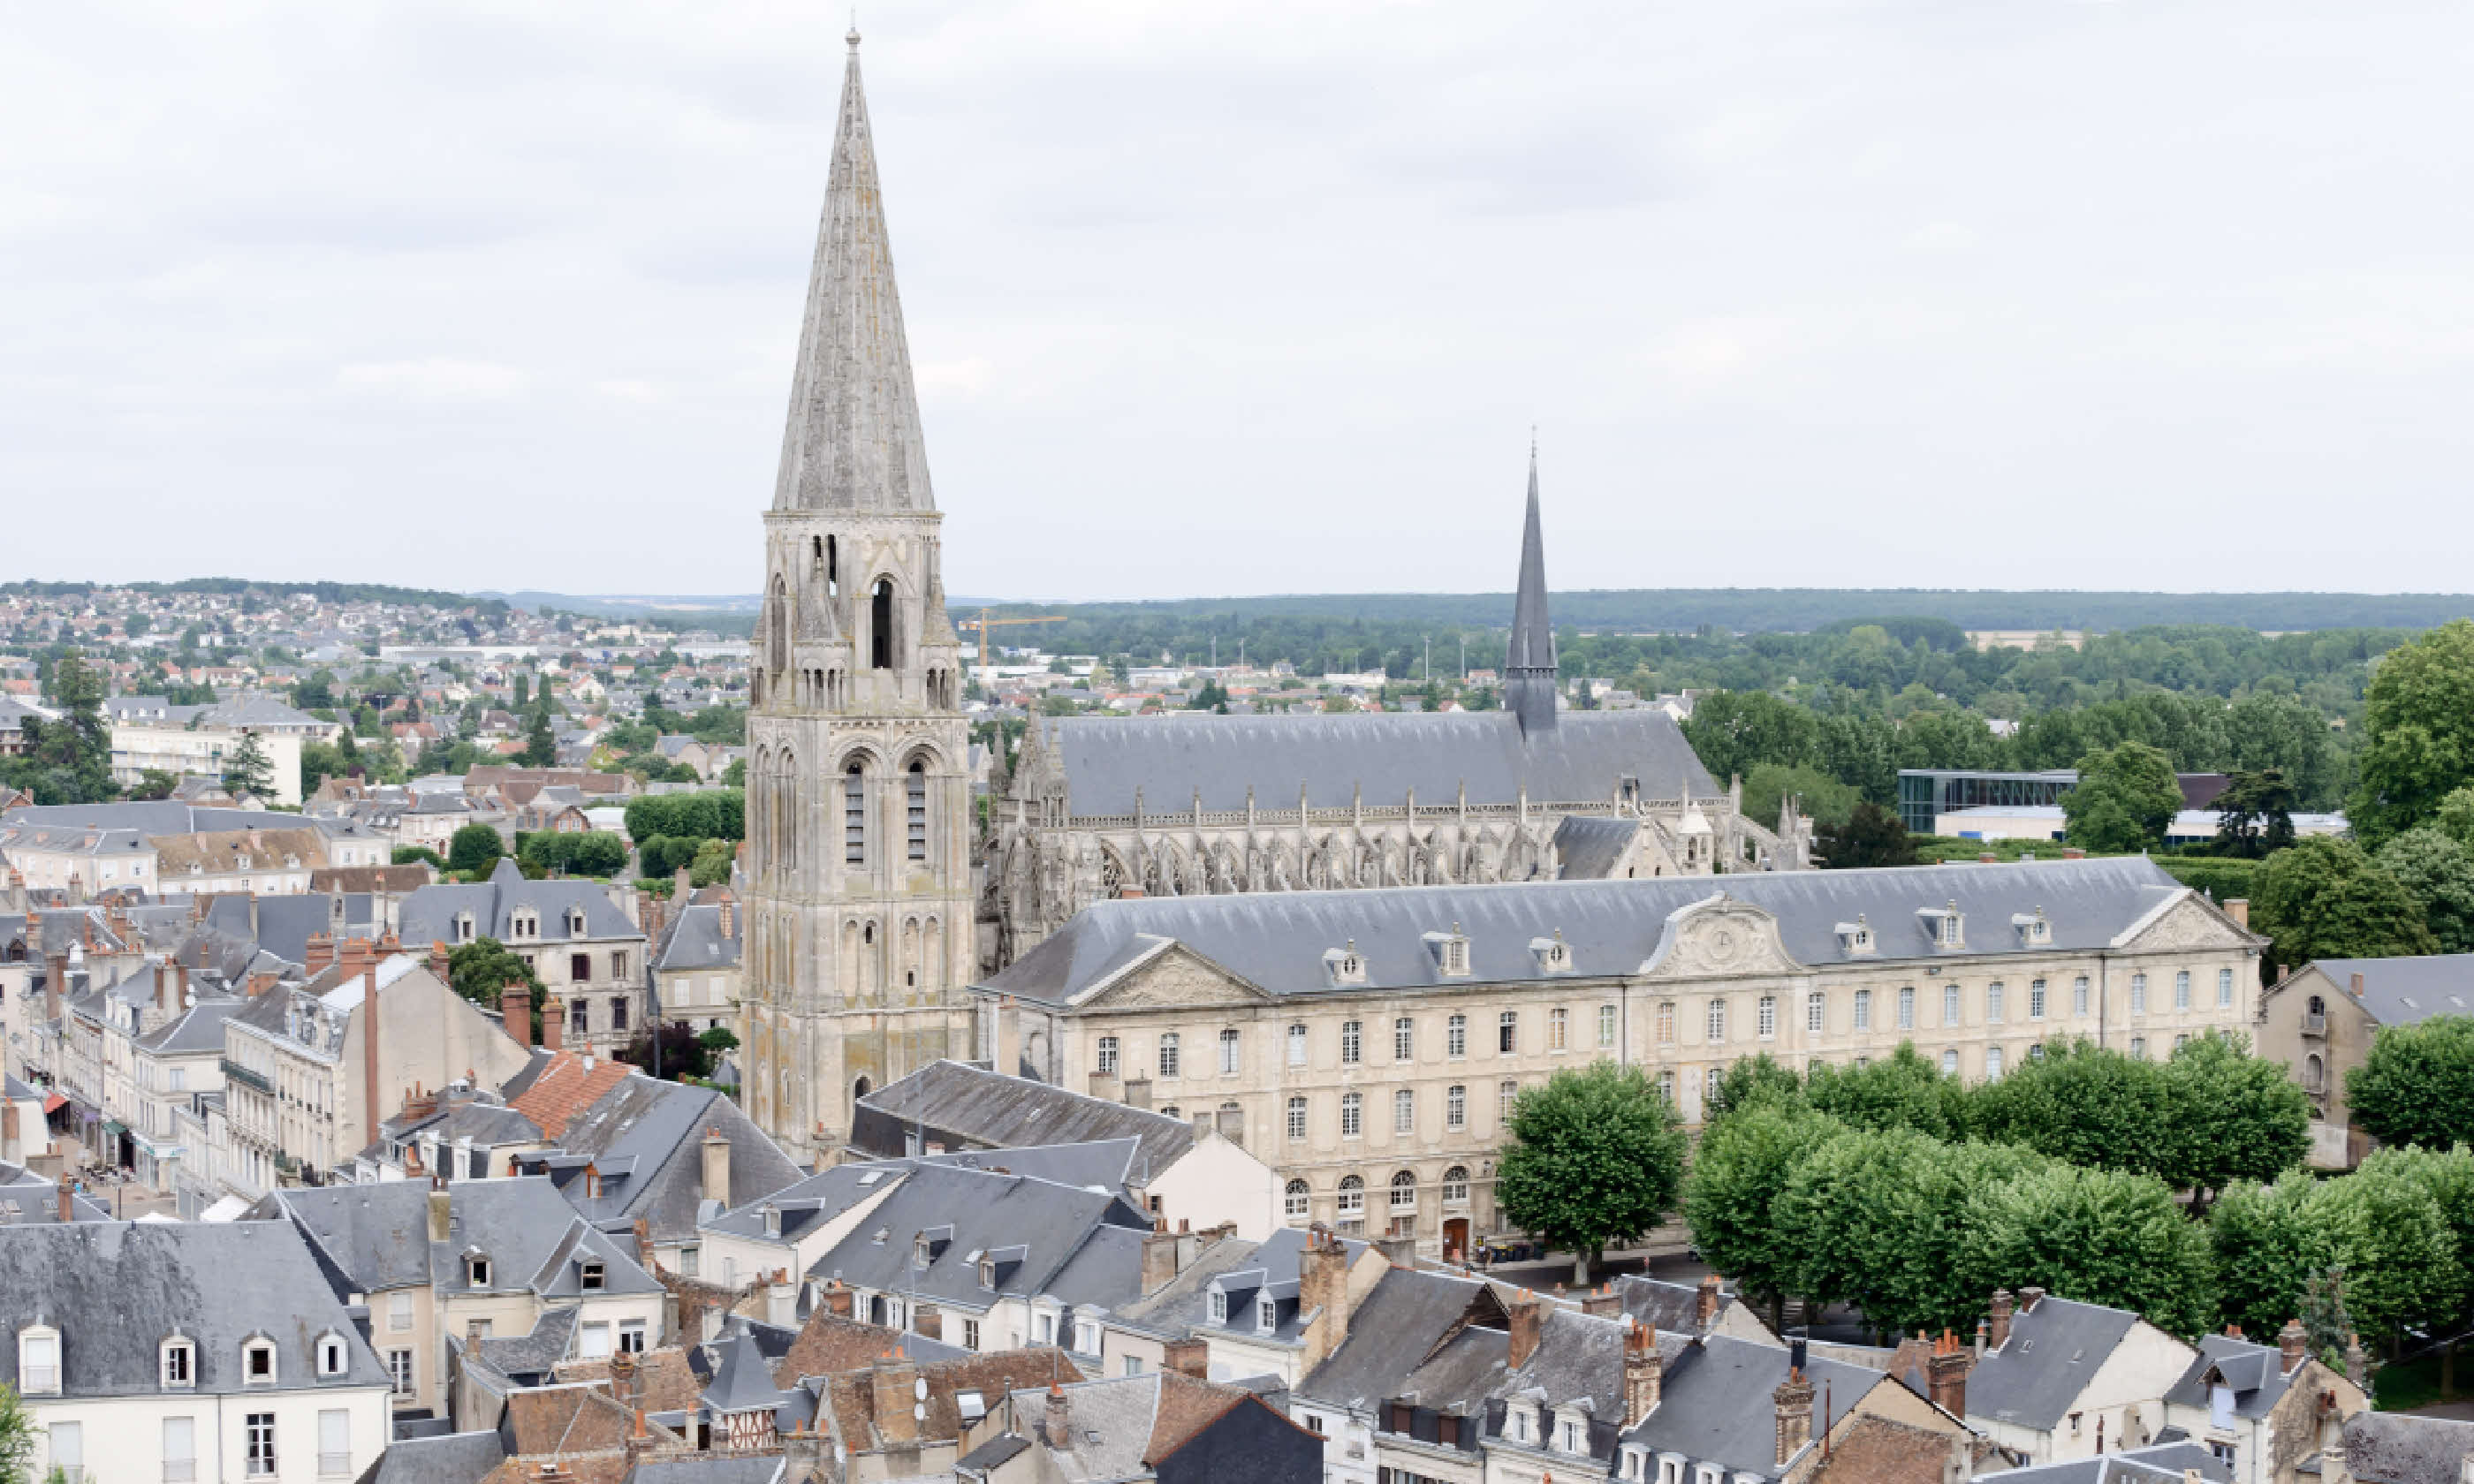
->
{"left": 979, "top": 463, "right": 1813, "bottom": 970}
{"left": 740, "top": 29, "right": 975, "bottom": 1165}
{"left": 972, "top": 857, "right": 2264, "bottom": 1255}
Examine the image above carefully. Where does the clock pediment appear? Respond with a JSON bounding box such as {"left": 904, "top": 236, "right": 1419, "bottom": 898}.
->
{"left": 1641, "top": 895, "right": 1804, "bottom": 980}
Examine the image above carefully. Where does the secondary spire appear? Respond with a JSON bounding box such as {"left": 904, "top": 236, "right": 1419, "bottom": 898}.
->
{"left": 773, "top": 27, "right": 936, "bottom": 513}
{"left": 1503, "top": 441, "right": 1559, "bottom": 737}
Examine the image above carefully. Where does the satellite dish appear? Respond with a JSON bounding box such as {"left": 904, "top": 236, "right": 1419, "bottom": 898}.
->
{"left": 914, "top": 1378, "right": 929, "bottom": 1401}
{"left": 914, "top": 1403, "right": 926, "bottom": 1421}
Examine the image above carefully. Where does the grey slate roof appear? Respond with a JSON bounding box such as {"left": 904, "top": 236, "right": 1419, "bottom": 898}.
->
{"left": 523, "top": 1073, "right": 801, "bottom": 1244}
{"left": 1550, "top": 814, "right": 1637, "bottom": 880}
{"left": 1966, "top": 1296, "right": 2144, "bottom": 1433}
{"left": 1294, "top": 1266, "right": 1494, "bottom": 1412}
{"left": 133, "top": 995, "right": 245, "bottom": 1055}
{"left": 700, "top": 1162, "right": 908, "bottom": 1244}
{"left": 2336, "top": 1412, "right": 2474, "bottom": 1483}
{"left": 0, "top": 1220, "right": 391, "bottom": 1395}
{"left": 855, "top": 1061, "right": 1196, "bottom": 1176}
{"left": 2163, "top": 1334, "right": 2299, "bottom": 1420}
{"left": 1975, "top": 1441, "right": 2232, "bottom": 1481}
{"left": 202, "top": 891, "right": 378, "bottom": 967}
{"left": 1114, "top": 1227, "right": 1362, "bottom": 1346}
{"left": 913, "top": 1138, "right": 1142, "bottom": 1194}
{"left": 627, "top": 1458, "right": 787, "bottom": 1484}
{"left": 467, "top": 1306, "right": 581, "bottom": 1382}
{"left": 0, "top": 1162, "right": 113, "bottom": 1223}
{"left": 276, "top": 1176, "right": 662, "bottom": 1301}
{"left": 656, "top": 901, "right": 743, "bottom": 973}
{"left": 2303, "top": 952, "right": 2474, "bottom": 1026}
{"left": 1622, "top": 1336, "right": 1877, "bottom": 1477}
{"left": 983, "top": 856, "right": 2205, "bottom": 1004}
{"left": 400, "top": 857, "right": 643, "bottom": 947}
{"left": 801, "top": 1162, "right": 1148, "bottom": 1311}
{"left": 354, "top": 1428, "right": 508, "bottom": 1484}
{"left": 1039, "top": 708, "right": 1712, "bottom": 815}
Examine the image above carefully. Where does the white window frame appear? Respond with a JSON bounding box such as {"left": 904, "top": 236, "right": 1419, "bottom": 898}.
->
{"left": 1446, "top": 1013, "right": 1467, "bottom": 1058}
{"left": 1757, "top": 996, "right": 1777, "bottom": 1040}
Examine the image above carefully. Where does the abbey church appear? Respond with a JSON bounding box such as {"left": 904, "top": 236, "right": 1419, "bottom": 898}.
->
{"left": 738, "top": 34, "right": 1806, "bottom": 1161}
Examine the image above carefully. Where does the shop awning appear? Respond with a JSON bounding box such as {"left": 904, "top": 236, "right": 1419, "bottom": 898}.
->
{"left": 42, "top": 1094, "right": 65, "bottom": 1113}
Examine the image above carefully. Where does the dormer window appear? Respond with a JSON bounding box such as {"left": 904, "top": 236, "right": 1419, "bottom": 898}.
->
{"left": 467, "top": 1253, "right": 491, "bottom": 1289}
{"left": 243, "top": 1336, "right": 277, "bottom": 1384}
{"left": 1425, "top": 924, "right": 1472, "bottom": 978}
{"left": 18, "top": 1326, "right": 60, "bottom": 1394}
{"left": 1208, "top": 1288, "right": 1228, "bottom": 1324}
{"left": 1918, "top": 901, "right": 1964, "bottom": 950}
{"left": 1256, "top": 1296, "right": 1278, "bottom": 1334}
{"left": 1531, "top": 931, "right": 1573, "bottom": 974}
{"left": 2013, "top": 908, "right": 2052, "bottom": 947}
{"left": 1323, "top": 941, "right": 1367, "bottom": 987}
{"left": 316, "top": 1332, "right": 349, "bottom": 1378}
{"left": 511, "top": 910, "right": 538, "bottom": 941}
{"left": 581, "top": 1261, "right": 605, "bottom": 1291}
{"left": 453, "top": 912, "right": 475, "bottom": 944}
{"left": 1554, "top": 1410, "right": 1589, "bottom": 1454}
{"left": 763, "top": 1204, "right": 782, "bottom": 1238}
{"left": 161, "top": 1335, "right": 196, "bottom": 1389}
{"left": 1835, "top": 916, "right": 1876, "bottom": 956}
{"left": 566, "top": 906, "right": 587, "bottom": 936}
{"left": 979, "top": 1256, "right": 997, "bottom": 1291}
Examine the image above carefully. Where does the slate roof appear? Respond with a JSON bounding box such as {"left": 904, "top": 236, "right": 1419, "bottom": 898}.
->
{"left": 700, "top": 1162, "right": 907, "bottom": 1245}
{"left": 0, "top": 1162, "right": 112, "bottom": 1223}
{"left": 913, "top": 1138, "right": 1143, "bottom": 1195}
{"left": 2302, "top": 952, "right": 2474, "bottom": 1026}
{"left": 1966, "top": 1296, "right": 2144, "bottom": 1433}
{"left": 2163, "top": 1333, "right": 2300, "bottom": 1420}
{"left": 801, "top": 1163, "right": 1147, "bottom": 1310}
{"left": 133, "top": 995, "right": 244, "bottom": 1055}
{"left": 626, "top": 1458, "right": 786, "bottom": 1484}
{"left": 655, "top": 901, "right": 743, "bottom": 973}
{"left": 2337, "top": 1412, "right": 2474, "bottom": 1484}
{"left": 0, "top": 1220, "right": 391, "bottom": 1395}
{"left": 275, "top": 1176, "right": 662, "bottom": 1301}
{"left": 353, "top": 1427, "right": 508, "bottom": 1484}
{"left": 1036, "top": 709, "right": 1714, "bottom": 815}
{"left": 1973, "top": 1440, "right": 2232, "bottom": 1481}
{"left": 817, "top": 1349, "right": 1083, "bottom": 1453}
{"left": 400, "top": 858, "right": 643, "bottom": 947}
{"left": 1294, "top": 1266, "right": 1495, "bottom": 1412}
{"left": 201, "top": 890, "right": 379, "bottom": 967}
{"left": 519, "top": 1071, "right": 801, "bottom": 1243}
{"left": 1550, "top": 814, "right": 1638, "bottom": 880}
{"left": 983, "top": 857, "right": 2206, "bottom": 1003}
{"left": 1001, "top": 1371, "right": 1254, "bottom": 1482}
{"left": 1112, "top": 1227, "right": 1362, "bottom": 1346}
{"left": 1622, "top": 1336, "right": 1878, "bottom": 1477}
{"left": 467, "top": 1307, "right": 582, "bottom": 1384}
{"left": 854, "top": 1061, "right": 1195, "bottom": 1175}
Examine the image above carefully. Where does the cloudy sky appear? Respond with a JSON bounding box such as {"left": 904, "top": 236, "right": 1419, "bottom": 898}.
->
{"left": 6, "top": 1, "right": 2472, "bottom": 601}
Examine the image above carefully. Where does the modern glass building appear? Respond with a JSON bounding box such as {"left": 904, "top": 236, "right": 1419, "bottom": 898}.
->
{"left": 1898, "top": 768, "right": 2079, "bottom": 837}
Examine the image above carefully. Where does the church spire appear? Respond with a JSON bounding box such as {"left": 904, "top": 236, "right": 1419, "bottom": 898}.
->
{"left": 773, "top": 28, "right": 936, "bottom": 513}
{"left": 1503, "top": 439, "right": 1559, "bottom": 736}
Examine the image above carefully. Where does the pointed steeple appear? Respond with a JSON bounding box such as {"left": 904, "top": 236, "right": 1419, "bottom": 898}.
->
{"left": 1503, "top": 438, "right": 1559, "bottom": 736}
{"left": 773, "top": 29, "right": 936, "bottom": 513}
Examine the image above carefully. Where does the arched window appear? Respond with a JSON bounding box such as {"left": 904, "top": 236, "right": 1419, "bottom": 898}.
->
{"left": 768, "top": 577, "right": 788, "bottom": 673}
{"left": 844, "top": 763, "right": 866, "bottom": 863}
{"left": 870, "top": 579, "right": 895, "bottom": 670}
{"left": 1442, "top": 1166, "right": 1470, "bottom": 1204}
{"left": 825, "top": 535, "right": 839, "bottom": 594}
{"left": 1336, "top": 1175, "right": 1364, "bottom": 1215}
{"left": 1284, "top": 1179, "right": 1311, "bottom": 1221}
{"left": 1390, "top": 1170, "right": 1417, "bottom": 1210}
{"left": 907, "top": 761, "right": 928, "bottom": 861}
{"left": 2304, "top": 1053, "right": 2325, "bottom": 1092}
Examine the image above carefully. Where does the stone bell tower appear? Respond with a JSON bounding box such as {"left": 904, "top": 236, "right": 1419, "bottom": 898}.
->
{"left": 741, "top": 28, "right": 974, "bottom": 1162}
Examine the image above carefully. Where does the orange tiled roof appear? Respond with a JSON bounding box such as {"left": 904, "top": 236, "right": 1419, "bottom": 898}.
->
{"left": 511, "top": 1052, "right": 634, "bottom": 1140}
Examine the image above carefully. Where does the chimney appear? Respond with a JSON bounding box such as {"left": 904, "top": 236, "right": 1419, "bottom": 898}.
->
{"left": 717, "top": 896, "right": 733, "bottom": 942}
{"left": 2225, "top": 898, "right": 2250, "bottom": 930}
{"left": 1164, "top": 1337, "right": 1210, "bottom": 1379}
{"left": 429, "top": 939, "right": 451, "bottom": 981}
{"left": 994, "top": 995, "right": 1018, "bottom": 1078}
{"left": 2, "top": 1103, "right": 18, "bottom": 1163}
{"left": 1141, "top": 1219, "right": 1182, "bottom": 1294}
{"left": 361, "top": 964, "right": 383, "bottom": 1154}
{"left": 701, "top": 1126, "right": 732, "bottom": 1205}
{"left": 1773, "top": 1367, "right": 1816, "bottom": 1465}
{"left": 247, "top": 971, "right": 279, "bottom": 998}
{"left": 912, "top": 1304, "right": 943, "bottom": 1342}
{"left": 1300, "top": 1226, "right": 1353, "bottom": 1369}
{"left": 2018, "top": 1285, "right": 2045, "bottom": 1314}
{"left": 1621, "top": 1319, "right": 1661, "bottom": 1427}
{"left": 610, "top": 1349, "right": 642, "bottom": 1405}
{"left": 1582, "top": 1284, "right": 1621, "bottom": 1319}
{"left": 306, "top": 932, "right": 336, "bottom": 975}
{"left": 1927, "top": 1329, "right": 1971, "bottom": 1417}
{"left": 2350, "top": 973, "right": 2366, "bottom": 1000}
{"left": 56, "top": 1178, "right": 74, "bottom": 1224}
{"left": 44, "top": 954, "right": 65, "bottom": 1022}
{"left": 542, "top": 996, "right": 565, "bottom": 1051}
{"left": 1507, "top": 1289, "right": 1546, "bottom": 1370}
{"left": 2344, "top": 1331, "right": 2366, "bottom": 1386}
{"left": 500, "top": 982, "right": 532, "bottom": 1049}
{"left": 1043, "top": 1382, "right": 1073, "bottom": 1449}
{"left": 823, "top": 1279, "right": 854, "bottom": 1319}
{"left": 428, "top": 1187, "right": 452, "bottom": 1242}
{"left": 872, "top": 1352, "right": 922, "bottom": 1446}
{"left": 1696, "top": 1274, "right": 1723, "bottom": 1331}
{"left": 1987, "top": 1289, "right": 2015, "bottom": 1352}
{"left": 2279, "top": 1317, "right": 2308, "bottom": 1375}
{"left": 673, "top": 865, "right": 692, "bottom": 902}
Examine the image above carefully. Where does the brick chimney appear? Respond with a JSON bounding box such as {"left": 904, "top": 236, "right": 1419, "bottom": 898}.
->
{"left": 306, "top": 932, "right": 336, "bottom": 975}
{"left": 1987, "top": 1289, "right": 2015, "bottom": 1352}
{"left": 1928, "top": 1329, "right": 1971, "bottom": 1417}
{"left": 1582, "top": 1284, "right": 1621, "bottom": 1318}
{"left": 1164, "top": 1336, "right": 1210, "bottom": 1379}
{"left": 823, "top": 1279, "right": 854, "bottom": 1319}
{"left": 2278, "top": 1318, "right": 2308, "bottom": 1375}
{"left": 1506, "top": 1289, "right": 1546, "bottom": 1370}
{"left": 871, "top": 1352, "right": 921, "bottom": 1446}
{"left": 1772, "top": 1367, "right": 1816, "bottom": 1465}
{"left": 429, "top": 939, "right": 451, "bottom": 980}
{"left": 701, "top": 1126, "right": 732, "bottom": 1205}
{"left": 1141, "top": 1219, "right": 1183, "bottom": 1294}
{"left": 1621, "top": 1319, "right": 1662, "bottom": 1426}
{"left": 1300, "top": 1226, "right": 1353, "bottom": 1369}
{"left": 2350, "top": 973, "right": 2366, "bottom": 999}
{"left": 2, "top": 1103, "right": 18, "bottom": 1163}
{"left": 2018, "top": 1285, "right": 2045, "bottom": 1314}
{"left": 44, "top": 953, "right": 65, "bottom": 1022}
{"left": 717, "top": 895, "right": 734, "bottom": 942}
{"left": 56, "top": 1178, "right": 74, "bottom": 1223}
{"left": 2225, "top": 898, "right": 2250, "bottom": 930}
{"left": 500, "top": 982, "right": 532, "bottom": 1049}
{"left": 1696, "top": 1274, "right": 1723, "bottom": 1331}
{"left": 1043, "top": 1382, "right": 1073, "bottom": 1449}
{"left": 542, "top": 996, "right": 565, "bottom": 1051}
{"left": 361, "top": 963, "right": 383, "bottom": 1152}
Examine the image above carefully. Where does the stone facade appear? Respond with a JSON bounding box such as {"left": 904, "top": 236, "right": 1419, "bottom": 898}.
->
{"left": 740, "top": 31, "right": 973, "bottom": 1164}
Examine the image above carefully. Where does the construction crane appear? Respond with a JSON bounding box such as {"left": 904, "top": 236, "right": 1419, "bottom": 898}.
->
{"left": 958, "top": 610, "right": 1068, "bottom": 673}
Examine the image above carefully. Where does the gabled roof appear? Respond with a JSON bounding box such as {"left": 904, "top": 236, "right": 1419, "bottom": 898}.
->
{"left": 399, "top": 859, "right": 643, "bottom": 948}
{"left": 854, "top": 1061, "right": 1195, "bottom": 1175}
{"left": 801, "top": 1162, "right": 1146, "bottom": 1310}
{"left": 1003, "top": 1371, "right": 1257, "bottom": 1483}
{"left": 523, "top": 1071, "right": 801, "bottom": 1243}
{"left": 2294, "top": 952, "right": 2474, "bottom": 1027}
{"left": 1294, "top": 1265, "right": 1495, "bottom": 1412}
{"left": 1969, "top": 1440, "right": 2231, "bottom": 1481}
{"left": 356, "top": 1428, "right": 509, "bottom": 1484}
{"left": 275, "top": 1176, "right": 660, "bottom": 1300}
{"left": 2164, "top": 1333, "right": 2301, "bottom": 1420}
{"left": 1622, "top": 1336, "right": 1878, "bottom": 1477}
{"left": 1966, "top": 1295, "right": 2148, "bottom": 1433}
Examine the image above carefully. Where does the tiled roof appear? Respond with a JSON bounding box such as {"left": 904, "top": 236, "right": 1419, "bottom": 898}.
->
{"left": 510, "top": 1052, "right": 634, "bottom": 1139}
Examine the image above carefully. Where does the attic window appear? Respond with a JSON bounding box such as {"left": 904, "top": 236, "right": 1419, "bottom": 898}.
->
{"left": 566, "top": 906, "right": 587, "bottom": 935}
{"left": 511, "top": 910, "right": 538, "bottom": 941}
{"left": 454, "top": 911, "right": 474, "bottom": 944}
{"left": 162, "top": 1336, "right": 196, "bottom": 1389}
{"left": 467, "top": 1254, "right": 492, "bottom": 1289}
{"left": 1323, "top": 941, "right": 1367, "bottom": 987}
{"left": 1918, "top": 902, "right": 1964, "bottom": 950}
{"left": 317, "top": 1333, "right": 349, "bottom": 1378}
{"left": 978, "top": 1256, "right": 997, "bottom": 1290}
{"left": 1530, "top": 931, "right": 1572, "bottom": 974}
{"left": 18, "top": 1328, "right": 60, "bottom": 1394}
{"left": 1835, "top": 916, "right": 1876, "bottom": 956}
{"left": 2013, "top": 909, "right": 2052, "bottom": 948}
{"left": 581, "top": 1261, "right": 605, "bottom": 1291}
{"left": 1424, "top": 924, "right": 1472, "bottom": 978}
{"left": 244, "top": 1337, "right": 277, "bottom": 1384}
{"left": 857, "top": 1170, "right": 884, "bottom": 1185}
{"left": 1208, "top": 1289, "right": 1228, "bottom": 1323}
{"left": 763, "top": 1205, "right": 782, "bottom": 1238}
{"left": 1257, "top": 1295, "right": 1277, "bottom": 1334}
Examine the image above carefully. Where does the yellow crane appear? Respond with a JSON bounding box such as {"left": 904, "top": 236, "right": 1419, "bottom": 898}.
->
{"left": 958, "top": 610, "right": 1068, "bottom": 673}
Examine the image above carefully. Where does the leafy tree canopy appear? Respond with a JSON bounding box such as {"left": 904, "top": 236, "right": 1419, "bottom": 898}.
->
{"left": 2348, "top": 1016, "right": 2474, "bottom": 1152}
{"left": 446, "top": 822, "right": 506, "bottom": 875}
{"left": 2355, "top": 617, "right": 2474, "bottom": 847}
{"left": 2253, "top": 837, "right": 2436, "bottom": 972}
{"left": 1816, "top": 801, "right": 1918, "bottom": 869}
{"left": 2061, "top": 741, "right": 2183, "bottom": 853}
{"left": 2375, "top": 828, "right": 2474, "bottom": 955}
{"left": 1496, "top": 1062, "right": 1689, "bottom": 1283}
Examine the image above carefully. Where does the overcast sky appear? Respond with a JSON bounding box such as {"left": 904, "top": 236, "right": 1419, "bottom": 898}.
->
{"left": 6, "top": 1, "right": 2473, "bottom": 602}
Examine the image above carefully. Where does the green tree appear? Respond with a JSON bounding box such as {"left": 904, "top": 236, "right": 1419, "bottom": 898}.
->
{"left": 2209, "top": 1172, "right": 2323, "bottom": 1340}
{"left": 721, "top": 755, "right": 746, "bottom": 788}
{"left": 1742, "top": 762, "right": 1859, "bottom": 832}
{"left": 1496, "top": 1063, "right": 1689, "bottom": 1283}
{"left": 391, "top": 845, "right": 444, "bottom": 869}
{"left": 698, "top": 1026, "right": 740, "bottom": 1054}
{"left": 1776, "top": 1125, "right": 2035, "bottom": 1337}
{"left": 221, "top": 729, "right": 276, "bottom": 800}
{"left": 1682, "top": 691, "right": 1820, "bottom": 784}
{"left": 443, "top": 937, "right": 543, "bottom": 1039}
{"left": 689, "top": 837, "right": 737, "bottom": 888}
{"left": 2376, "top": 828, "right": 2474, "bottom": 953}
{"left": 520, "top": 831, "right": 629, "bottom": 878}
{"left": 520, "top": 708, "right": 557, "bottom": 768}
{"left": 2354, "top": 617, "right": 2474, "bottom": 846}
{"left": 2211, "top": 768, "right": 2298, "bottom": 858}
{"left": 447, "top": 822, "right": 506, "bottom": 875}
{"left": 0, "top": 1381, "right": 38, "bottom": 1484}
{"left": 1704, "top": 1053, "right": 1808, "bottom": 1120}
{"left": 2154, "top": 1033, "right": 2311, "bottom": 1208}
{"left": 2365, "top": 1144, "right": 2474, "bottom": 1328}
{"left": 1682, "top": 1102, "right": 1839, "bottom": 1331}
{"left": 1969, "top": 1038, "right": 2167, "bottom": 1173}
{"left": 1814, "top": 802, "right": 1918, "bottom": 869}
{"left": 1805, "top": 1045, "right": 1969, "bottom": 1141}
{"left": 128, "top": 768, "right": 178, "bottom": 800}
{"left": 2348, "top": 1016, "right": 2474, "bottom": 1151}
{"left": 2061, "top": 741, "right": 2183, "bottom": 853}
{"left": 2436, "top": 785, "right": 2474, "bottom": 851}
{"left": 1960, "top": 1162, "right": 2219, "bottom": 1339}
{"left": 2316, "top": 1156, "right": 2463, "bottom": 1349}
{"left": 2252, "top": 837, "right": 2436, "bottom": 972}
{"left": 618, "top": 1023, "right": 712, "bottom": 1081}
